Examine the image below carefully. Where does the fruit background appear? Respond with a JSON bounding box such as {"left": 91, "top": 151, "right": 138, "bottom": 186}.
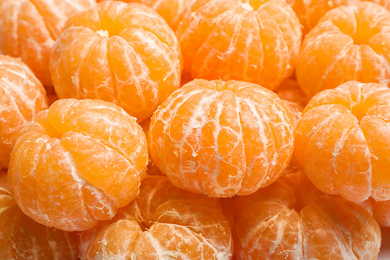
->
{"left": 1, "top": 0, "right": 390, "bottom": 259}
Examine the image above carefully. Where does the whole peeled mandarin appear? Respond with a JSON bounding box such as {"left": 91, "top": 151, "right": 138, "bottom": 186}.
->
{"left": 148, "top": 79, "right": 295, "bottom": 197}
{"left": 8, "top": 99, "right": 148, "bottom": 231}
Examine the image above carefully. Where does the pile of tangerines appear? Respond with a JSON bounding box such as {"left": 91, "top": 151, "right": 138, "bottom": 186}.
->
{"left": 1, "top": 0, "right": 390, "bottom": 259}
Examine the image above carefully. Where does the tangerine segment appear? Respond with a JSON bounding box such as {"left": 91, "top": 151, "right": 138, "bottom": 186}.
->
{"left": 274, "top": 78, "right": 308, "bottom": 126}
{"left": 8, "top": 99, "right": 148, "bottom": 231}
{"left": 371, "top": 198, "right": 390, "bottom": 227}
{"left": 0, "top": 176, "right": 79, "bottom": 260}
{"left": 296, "top": 2, "right": 390, "bottom": 98}
{"left": 0, "top": 0, "right": 95, "bottom": 87}
{"left": 233, "top": 169, "right": 381, "bottom": 260}
{"left": 176, "top": 0, "right": 302, "bottom": 90}
{"left": 148, "top": 79, "right": 294, "bottom": 197}
{"left": 98, "top": 0, "right": 195, "bottom": 30}
{"left": 295, "top": 81, "right": 390, "bottom": 202}
{"left": 0, "top": 55, "right": 48, "bottom": 170}
{"left": 50, "top": 1, "right": 182, "bottom": 122}
{"left": 292, "top": 0, "right": 359, "bottom": 35}
{"left": 80, "top": 175, "right": 233, "bottom": 259}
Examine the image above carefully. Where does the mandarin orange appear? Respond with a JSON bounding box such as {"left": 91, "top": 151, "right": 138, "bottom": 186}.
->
{"left": 79, "top": 175, "right": 233, "bottom": 259}
{"left": 8, "top": 99, "right": 148, "bottom": 231}
{"left": 371, "top": 199, "right": 390, "bottom": 227}
{"left": 274, "top": 78, "right": 308, "bottom": 126}
{"left": 0, "top": 55, "right": 48, "bottom": 170}
{"left": 296, "top": 2, "right": 390, "bottom": 98}
{"left": 0, "top": 0, "right": 96, "bottom": 87}
{"left": 176, "top": 0, "right": 302, "bottom": 90}
{"left": 97, "top": 0, "right": 194, "bottom": 30}
{"left": 292, "top": 0, "right": 390, "bottom": 35}
{"left": 295, "top": 81, "right": 390, "bottom": 202}
{"left": 0, "top": 174, "right": 79, "bottom": 259}
{"left": 49, "top": 1, "right": 182, "bottom": 122}
{"left": 148, "top": 79, "right": 295, "bottom": 197}
{"left": 233, "top": 168, "right": 381, "bottom": 259}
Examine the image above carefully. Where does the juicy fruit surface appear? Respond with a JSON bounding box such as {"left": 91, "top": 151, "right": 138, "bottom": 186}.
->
{"left": 0, "top": 0, "right": 96, "bottom": 87}
{"left": 80, "top": 175, "right": 233, "bottom": 259}
{"left": 148, "top": 79, "right": 295, "bottom": 197}
{"left": 0, "top": 175, "right": 79, "bottom": 259}
{"left": 176, "top": 0, "right": 302, "bottom": 90}
{"left": 0, "top": 55, "right": 48, "bottom": 170}
{"left": 50, "top": 1, "right": 182, "bottom": 122}
{"left": 295, "top": 81, "right": 390, "bottom": 202}
{"left": 233, "top": 168, "right": 381, "bottom": 260}
{"left": 297, "top": 2, "right": 390, "bottom": 98}
{"left": 8, "top": 99, "right": 148, "bottom": 231}
{"left": 98, "top": 0, "right": 195, "bottom": 30}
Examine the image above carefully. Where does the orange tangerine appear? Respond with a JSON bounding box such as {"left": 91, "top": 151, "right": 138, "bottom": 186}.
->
{"left": 148, "top": 79, "right": 295, "bottom": 197}
{"left": 0, "top": 0, "right": 96, "bottom": 88}
{"left": 370, "top": 198, "right": 390, "bottom": 227}
{"left": 49, "top": 1, "right": 182, "bottom": 122}
{"left": 0, "top": 175, "right": 79, "bottom": 259}
{"left": 295, "top": 81, "right": 390, "bottom": 202}
{"left": 79, "top": 175, "right": 233, "bottom": 259}
{"left": 292, "top": 0, "right": 390, "bottom": 35}
{"left": 97, "top": 0, "right": 195, "bottom": 30}
{"left": 296, "top": 2, "right": 390, "bottom": 98}
{"left": 176, "top": 0, "right": 302, "bottom": 90}
{"left": 233, "top": 168, "right": 381, "bottom": 259}
{"left": 0, "top": 55, "right": 48, "bottom": 170}
{"left": 274, "top": 78, "right": 308, "bottom": 126}
{"left": 8, "top": 99, "right": 148, "bottom": 231}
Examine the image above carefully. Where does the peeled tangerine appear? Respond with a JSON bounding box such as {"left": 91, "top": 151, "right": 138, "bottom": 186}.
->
{"left": 8, "top": 99, "right": 148, "bottom": 231}
{"left": 176, "top": 0, "right": 302, "bottom": 90}
{"left": 148, "top": 79, "right": 295, "bottom": 197}
{"left": 0, "top": 0, "right": 95, "bottom": 87}
{"left": 97, "top": 0, "right": 194, "bottom": 30}
{"left": 295, "top": 81, "right": 390, "bottom": 202}
{"left": 50, "top": 1, "right": 182, "bottom": 122}
{"left": 0, "top": 174, "right": 79, "bottom": 259}
{"left": 233, "top": 167, "right": 381, "bottom": 260}
{"left": 297, "top": 2, "right": 390, "bottom": 98}
{"left": 79, "top": 175, "right": 233, "bottom": 259}
{"left": 0, "top": 55, "right": 48, "bottom": 170}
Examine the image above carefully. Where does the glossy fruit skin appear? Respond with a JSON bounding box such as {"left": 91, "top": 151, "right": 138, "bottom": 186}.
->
{"left": 0, "top": 0, "right": 95, "bottom": 87}
{"left": 149, "top": 79, "right": 295, "bottom": 198}
{"left": 0, "top": 55, "right": 48, "bottom": 170}
{"left": 49, "top": 1, "right": 182, "bottom": 122}
{"left": 296, "top": 2, "right": 390, "bottom": 98}
{"left": 295, "top": 81, "right": 390, "bottom": 202}
{"left": 8, "top": 99, "right": 148, "bottom": 231}
{"left": 176, "top": 0, "right": 302, "bottom": 90}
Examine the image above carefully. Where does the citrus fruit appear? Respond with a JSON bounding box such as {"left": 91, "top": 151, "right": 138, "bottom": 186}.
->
{"left": 97, "top": 0, "right": 194, "bottom": 30}
{"left": 295, "top": 81, "right": 390, "bottom": 202}
{"left": 176, "top": 0, "right": 302, "bottom": 90}
{"left": 371, "top": 198, "right": 390, "bottom": 227}
{"left": 79, "top": 175, "right": 233, "bottom": 259}
{"left": 148, "top": 79, "right": 295, "bottom": 197}
{"left": 296, "top": 2, "right": 390, "bottom": 98}
{"left": 49, "top": 1, "right": 182, "bottom": 122}
{"left": 0, "top": 55, "right": 48, "bottom": 170}
{"left": 274, "top": 78, "right": 308, "bottom": 126}
{"left": 8, "top": 98, "right": 148, "bottom": 231}
{"left": 0, "top": 0, "right": 96, "bottom": 87}
{"left": 233, "top": 167, "right": 381, "bottom": 259}
{"left": 0, "top": 174, "right": 79, "bottom": 259}
{"left": 292, "top": 0, "right": 359, "bottom": 35}
{"left": 292, "top": 0, "right": 390, "bottom": 35}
